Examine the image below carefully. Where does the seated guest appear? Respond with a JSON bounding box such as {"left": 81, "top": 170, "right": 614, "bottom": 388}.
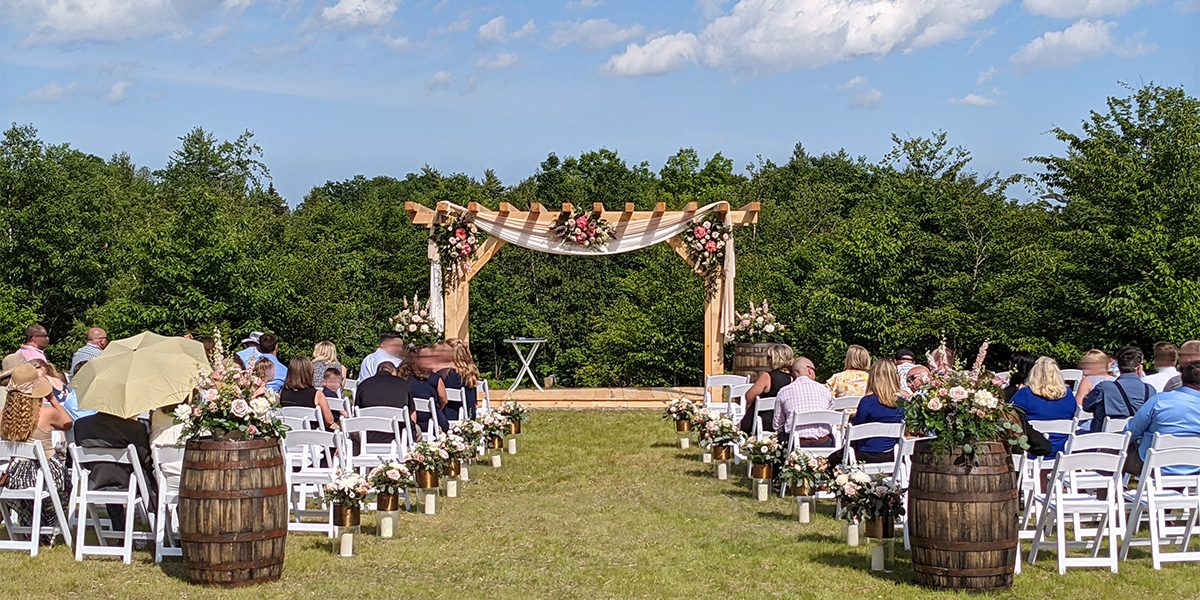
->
{"left": 1164, "top": 340, "right": 1199, "bottom": 392}
{"left": 901, "top": 365, "right": 932, "bottom": 399}
{"left": 311, "top": 341, "right": 346, "bottom": 386}
{"left": 1003, "top": 352, "right": 1037, "bottom": 402}
{"left": 235, "top": 331, "right": 263, "bottom": 370}
{"left": 0, "top": 364, "right": 73, "bottom": 534}
{"left": 1084, "top": 346, "right": 1156, "bottom": 433}
{"left": 1074, "top": 349, "right": 1115, "bottom": 404}
{"left": 1011, "top": 357, "right": 1078, "bottom": 456}
{"left": 321, "top": 368, "right": 344, "bottom": 400}
{"left": 894, "top": 348, "right": 919, "bottom": 382}
{"left": 279, "top": 357, "right": 338, "bottom": 430}
{"left": 70, "top": 327, "right": 108, "bottom": 376}
{"left": 1142, "top": 342, "right": 1179, "bottom": 393}
{"left": 358, "top": 332, "right": 405, "bottom": 380}
{"left": 17, "top": 324, "right": 50, "bottom": 362}
{"left": 256, "top": 333, "right": 287, "bottom": 393}
{"left": 355, "top": 362, "right": 415, "bottom": 443}
{"left": 73, "top": 409, "right": 157, "bottom": 529}
{"left": 437, "top": 338, "right": 481, "bottom": 420}
{"left": 252, "top": 358, "right": 274, "bottom": 398}
{"left": 29, "top": 359, "right": 67, "bottom": 402}
{"left": 829, "top": 359, "right": 906, "bottom": 467}
{"left": 773, "top": 358, "right": 834, "bottom": 446}
{"left": 826, "top": 344, "right": 871, "bottom": 398}
{"left": 1124, "top": 360, "right": 1200, "bottom": 476}
{"left": 740, "top": 344, "right": 794, "bottom": 435}
{"left": 399, "top": 346, "right": 449, "bottom": 434}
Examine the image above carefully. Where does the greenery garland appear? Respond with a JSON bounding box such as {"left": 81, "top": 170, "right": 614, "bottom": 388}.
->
{"left": 431, "top": 212, "right": 484, "bottom": 288}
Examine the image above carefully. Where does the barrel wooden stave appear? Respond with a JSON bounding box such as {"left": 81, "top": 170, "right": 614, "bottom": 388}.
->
{"left": 907, "top": 440, "right": 1018, "bottom": 592}
{"left": 732, "top": 342, "right": 775, "bottom": 381}
{"left": 178, "top": 438, "right": 288, "bottom": 587}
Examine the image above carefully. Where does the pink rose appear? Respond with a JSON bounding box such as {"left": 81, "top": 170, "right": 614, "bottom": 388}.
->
{"left": 927, "top": 397, "right": 943, "bottom": 411}
{"left": 843, "top": 483, "right": 858, "bottom": 497}
{"left": 455, "top": 228, "right": 467, "bottom": 240}
{"left": 575, "top": 216, "right": 589, "bottom": 229}
{"left": 230, "top": 399, "right": 250, "bottom": 418}
{"left": 705, "top": 240, "right": 718, "bottom": 253}
{"left": 938, "top": 388, "right": 950, "bottom": 398}
{"left": 948, "top": 386, "right": 968, "bottom": 401}
{"left": 193, "top": 407, "right": 202, "bottom": 417}
{"left": 974, "top": 409, "right": 987, "bottom": 418}
{"left": 694, "top": 226, "right": 708, "bottom": 238}
{"left": 386, "top": 469, "right": 401, "bottom": 480}
{"left": 247, "top": 425, "right": 259, "bottom": 436}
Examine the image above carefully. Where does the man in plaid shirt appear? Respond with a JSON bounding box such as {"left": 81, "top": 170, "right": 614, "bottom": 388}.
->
{"left": 773, "top": 357, "right": 836, "bottom": 447}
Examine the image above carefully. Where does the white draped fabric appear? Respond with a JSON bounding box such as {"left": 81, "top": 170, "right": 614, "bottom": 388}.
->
{"left": 436, "top": 202, "right": 736, "bottom": 335}
{"left": 427, "top": 240, "right": 445, "bottom": 330}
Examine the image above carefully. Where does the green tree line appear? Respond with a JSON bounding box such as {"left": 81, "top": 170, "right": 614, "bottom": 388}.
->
{"left": 2, "top": 83, "right": 1197, "bottom": 385}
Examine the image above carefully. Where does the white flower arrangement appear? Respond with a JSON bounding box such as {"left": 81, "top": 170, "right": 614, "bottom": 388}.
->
{"left": 389, "top": 295, "right": 443, "bottom": 346}
{"left": 367, "top": 459, "right": 412, "bottom": 495}
{"left": 727, "top": 300, "right": 786, "bottom": 343}
{"left": 323, "top": 470, "right": 372, "bottom": 507}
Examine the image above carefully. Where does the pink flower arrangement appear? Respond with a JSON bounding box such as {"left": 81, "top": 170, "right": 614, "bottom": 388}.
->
{"left": 679, "top": 216, "right": 732, "bottom": 297}
{"left": 390, "top": 295, "right": 443, "bottom": 346}
{"left": 551, "top": 209, "right": 615, "bottom": 250}
{"left": 431, "top": 212, "right": 484, "bottom": 288}
{"left": 727, "top": 300, "right": 786, "bottom": 343}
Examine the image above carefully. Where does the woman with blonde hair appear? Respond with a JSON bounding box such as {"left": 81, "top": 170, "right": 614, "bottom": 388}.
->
{"left": 830, "top": 359, "right": 905, "bottom": 466}
{"left": 1074, "top": 349, "right": 1113, "bottom": 405}
{"left": 437, "top": 339, "right": 482, "bottom": 420}
{"left": 310, "top": 341, "right": 346, "bottom": 387}
{"left": 1, "top": 364, "right": 73, "bottom": 535}
{"left": 1011, "top": 356, "right": 1077, "bottom": 456}
{"left": 826, "top": 345, "right": 871, "bottom": 398}
{"left": 28, "top": 358, "right": 67, "bottom": 401}
{"left": 739, "top": 344, "right": 794, "bottom": 434}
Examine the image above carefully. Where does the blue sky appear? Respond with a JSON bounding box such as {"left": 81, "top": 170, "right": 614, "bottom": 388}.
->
{"left": 2, "top": 0, "right": 1198, "bottom": 204}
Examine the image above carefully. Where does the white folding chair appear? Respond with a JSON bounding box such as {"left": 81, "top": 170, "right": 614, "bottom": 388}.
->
{"left": 0, "top": 441, "right": 72, "bottom": 555}
{"left": 327, "top": 396, "right": 354, "bottom": 420}
{"left": 357, "top": 406, "right": 415, "bottom": 446}
{"left": 279, "top": 406, "right": 321, "bottom": 430}
{"left": 343, "top": 378, "right": 358, "bottom": 398}
{"left": 1061, "top": 369, "right": 1084, "bottom": 394}
{"left": 283, "top": 430, "right": 344, "bottom": 537}
{"left": 69, "top": 444, "right": 155, "bottom": 564}
{"left": 783, "top": 410, "right": 845, "bottom": 458}
{"left": 704, "top": 375, "right": 750, "bottom": 417}
{"left": 444, "top": 388, "right": 467, "bottom": 423}
{"left": 832, "top": 395, "right": 862, "bottom": 412}
{"left": 1121, "top": 446, "right": 1200, "bottom": 568}
{"left": 341, "top": 416, "right": 405, "bottom": 473}
{"left": 1102, "top": 417, "right": 1131, "bottom": 433}
{"left": 1062, "top": 432, "right": 1132, "bottom": 542}
{"left": 891, "top": 436, "right": 935, "bottom": 551}
{"left": 150, "top": 445, "right": 185, "bottom": 562}
{"left": 412, "top": 397, "right": 441, "bottom": 441}
{"left": 476, "top": 379, "right": 492, "bottom": 415}
{"left": 280, "top": 416, "right": 309, "bottom": 433}
{"left": 1028, "top": 451, "right": 1127, "bottom": 574}
{"left": 842, "top": 422, "right": 905, "bottom": 475}
{"left": 750, "top": 397, "right": 776, "bottom": 438}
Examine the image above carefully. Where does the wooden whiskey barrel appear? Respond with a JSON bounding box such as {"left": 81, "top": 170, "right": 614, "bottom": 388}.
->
{"left": 732, "top": 343, "right": 775, "bottom": 381}
{"left": 178, "top": 437, "right": 288, "bottom": 587}
{"left": 908, "top": 440, "right": 1018, "bottom": 592}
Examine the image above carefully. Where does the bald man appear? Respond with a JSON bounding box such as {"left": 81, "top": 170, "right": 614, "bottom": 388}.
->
{"left": 71, "top": 327, "right": 109, "bottom": 376}
{"left": 773, "top": 357, "right": 836, "bottom": 446}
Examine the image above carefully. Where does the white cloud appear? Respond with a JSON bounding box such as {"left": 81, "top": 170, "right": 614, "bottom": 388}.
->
{"left": 1022, "top": 0, "right": 1142, "bottom": 19}
{"left": 1174, "top": 0, "right": 1200, "bottom": 12}
{"left": 840, "top": 75, "right": 881, "bottom": 109}
{"left": 321, "top": 0, "right": 396, "bottom": 29}
{"left": 1010, "top": 19, "right": 1154, "bottom": 72}
{"left": 550, "top": 19, "right": 645, "bottom": 50}
{"left": 606, "top": 32, "right": 699, "bottom": 76}
{"left": 976, "top": 66, "right": 998, "bottom": 85}
{"left": 565, "top": 0, "right": 603, "bottom": 8}
{"left": 21, "top": 82, "right": 78, "bottom": 103}
{"left": 696, "top": 0, "right": 729, "bottom": 20}
{"left": 477, "top": 15, "right": 537, "bottom": 45}
{"left": 431, "top": 13, "right": 471, "bottom": 35}
{"left": 106, "top": 80, "right": 134, "bottom": 103}
{"left": 223, "top": 0, "right": 255, "bottom": 10}
{"left": 948, "top": 93, "right": 995, "bottom": 106}
{"left": 13, "top": 0, "right": 178, "bottom": 44}
{"left": 382, "top": 34, "right": 412, "bottom": 51}
{"left": 606, "top": 0, "right": 1005, "bottom": 77}
{"left": 477, "top": 52, "right": 520, "bottom": 69}
{"left": 425, "top": 70, "right": 455, "bottom": 90}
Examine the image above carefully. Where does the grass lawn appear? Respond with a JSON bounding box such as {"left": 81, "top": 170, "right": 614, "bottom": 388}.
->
{"left": 1, "top": 410, "right": 1197, "bottom": 599}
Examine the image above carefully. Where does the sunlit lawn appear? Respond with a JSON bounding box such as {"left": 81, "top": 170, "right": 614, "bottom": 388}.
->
{"left": 1, "top": 410, "right": 1197, "bottom": 598}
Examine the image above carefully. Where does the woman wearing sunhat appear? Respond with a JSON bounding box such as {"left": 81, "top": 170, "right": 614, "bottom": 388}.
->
{"left": 1, "top": 363, "right": 73, "bottom": 537}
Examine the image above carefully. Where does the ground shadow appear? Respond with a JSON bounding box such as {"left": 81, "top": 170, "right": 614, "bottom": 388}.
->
{"left": 649, "top": 442, "right": 677, "bottom": 449}
{"left": 795, "top": 532, "right": 844, "bottom": 545}
{"left": 810, "top": 550, "right": 913, "bottom": 584}
{"left": 721, "top": 487, "right": 755, "bottom": 500}
{"left": 756, "top": 509, "right": 799, "bottom": 522}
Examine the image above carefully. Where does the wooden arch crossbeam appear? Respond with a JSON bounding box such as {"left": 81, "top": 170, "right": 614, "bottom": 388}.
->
{"left": 406, "top": 200, "right": 761, "bottom": 378}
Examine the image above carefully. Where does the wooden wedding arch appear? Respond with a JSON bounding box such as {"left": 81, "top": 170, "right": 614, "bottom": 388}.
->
{"left": 405, "top": 201, "right": 760, "bottom": 378}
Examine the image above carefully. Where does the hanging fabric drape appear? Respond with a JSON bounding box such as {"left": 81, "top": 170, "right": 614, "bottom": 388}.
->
{"left": 720, "top": 211, "right": 736, "bottom": 338}
{"left": 427, "top": 240, "right": 445, "bottom": 330}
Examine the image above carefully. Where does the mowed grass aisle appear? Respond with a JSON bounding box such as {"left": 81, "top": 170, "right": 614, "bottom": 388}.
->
{"left": 1, "top": 411, "right": 1198, "bottom": 599}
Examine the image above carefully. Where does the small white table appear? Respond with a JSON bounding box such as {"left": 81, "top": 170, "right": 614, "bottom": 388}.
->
{"left": 503, "top": 337, "right": 547, "bottom": 392}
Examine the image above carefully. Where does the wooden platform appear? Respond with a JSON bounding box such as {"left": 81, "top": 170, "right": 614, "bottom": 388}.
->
{"left": 498, "top": 387, "right": 702, "bottom": 409}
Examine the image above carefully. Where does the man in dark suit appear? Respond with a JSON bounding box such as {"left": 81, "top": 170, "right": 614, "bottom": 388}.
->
{"left": 72, "top": 412, "right": 158, "bottom": 529}
{"left": 354, "top": 362, "right": 415, "bottom": 443}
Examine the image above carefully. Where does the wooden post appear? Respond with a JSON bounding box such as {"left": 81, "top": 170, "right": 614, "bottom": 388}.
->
{"left": 669, "top": 236, "right": 724, "bottom": 379}
{"left": 441, "top": 237, "right": 507, "bottom": 343}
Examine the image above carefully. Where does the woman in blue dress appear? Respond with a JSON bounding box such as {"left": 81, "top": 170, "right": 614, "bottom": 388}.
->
{"left": 1011, "top": 357, "right": 1078, "bottom": 456}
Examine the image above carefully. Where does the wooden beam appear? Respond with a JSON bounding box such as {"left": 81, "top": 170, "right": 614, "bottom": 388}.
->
{"left": 406, "top": 200, "right": 760, "bottom": 227}
{"left": 530, "top": 203, "right": 545, "bottom": 213}
{"left": 467, "top": 202, "right": 482, "bottom": 213}
{"left": 666, "top": 235, "right": 691, "bottom": 264}
{"left": 560, "top": 202, "right": 574, "bottom": 214}
{"left": 464, "top": 238, "right": 506, "bottom": 282}
{"left": 654, "top": 202, "right": 666, "bottom": 213}
{"left": 623, "top": 202, "right": 635, "bottom": 213}
{"left": 591, "top": 202, "right": 604, "bottom": 214}
{"left": 684, "top": 202, "right": 698, "bottom": 213}
{"left": 498, "top": 202, "right": 515, "bottom": 214}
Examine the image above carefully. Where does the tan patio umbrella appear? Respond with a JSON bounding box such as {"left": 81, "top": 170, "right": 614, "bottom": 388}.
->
{"left": 75, "top": 331, "right": 213, "bottom": 418}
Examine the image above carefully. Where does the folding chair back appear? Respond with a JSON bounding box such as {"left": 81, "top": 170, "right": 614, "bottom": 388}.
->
{"left": 150, "top": 445, "right": 185, "bottom": 562}
{"left": 1028, "top": 450, "right": 1127, "bottom": 574}
{"left": 279, "top": 406, "right": 320, "bottom": 429}
{"left": 357, "top": 405, "right": 414, "bottom": 443}
{"left": 412, "top": 397, "right": 440, "bottom": 440}
{"left": 1121, "top": 447, "right": 1200, "bottom": 568}
{"left": 69, "top": 444, "right": 154, "bottom": 564}
{"left": 1102, "top": 417, "right": 1131, "bottom": 433}
{"left": 1151, "top": 433, "right": 1200, "bottom": 451}
{"left": 0, "top": 441, "right": 72, "bottom": 554}
{"left": 1066, "top": 431, "right": 1131, "bottom": 454}
{"left": 832, "top": 395, "right": 862, "bottom": 412}
{"left": 341, "top": 416, "right": 403, "bottom": 474}
{"left": 327, "top": 396, "right": 353, "bottom": 418}
{"left": 1060, "top": 368, "right": 1084, "bottom": 393}
{"left": 704, "top": 375, "right": 750, "bottom": 416}
{"left": 843, "top": 422, "right": 905, "bottom": 471}
{"left": 751, "top": 397, "right": 775, "bottom": 438}
{"left": 784, "top": 410, "right": 845, "bottom": 457}
{"left": 444, "top": 388, "right": 467, "bottom": 422}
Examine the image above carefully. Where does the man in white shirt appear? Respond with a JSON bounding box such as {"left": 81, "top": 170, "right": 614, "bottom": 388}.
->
{"left": 894, "top": 348, "right": 918, "bottom": 384}
{"left": 773, "top": 357, "right": 836, "bottom": 447}
{"left": 358, "top": 332, "right": 405, "bottom": 379}
{"left": 1143, "top": 341, "right": 1179, "bottom": 392}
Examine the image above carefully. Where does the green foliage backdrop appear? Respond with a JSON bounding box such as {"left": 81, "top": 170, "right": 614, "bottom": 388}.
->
{"left": 2, "top": 84, "right": 1197, "bottom": 385}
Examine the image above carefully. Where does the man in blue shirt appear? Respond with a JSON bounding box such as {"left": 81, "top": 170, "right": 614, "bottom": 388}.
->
{"left": 1124, "top": 360, "right": 1200, "bottom": 476}
{"left": 1083, "top": 346, "right": 1156, "bottom": 433}
{"left": 236, "top": 331, "right": 263, "bottom": 368}
{"left": 256, "top": 333, "right": 287, "bottom": 393}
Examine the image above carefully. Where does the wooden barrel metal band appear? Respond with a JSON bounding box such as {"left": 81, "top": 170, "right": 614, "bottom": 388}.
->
{"left": 912, "top": 563, "right": 1015, "bottom": 577}
{"left": 189, "top": 439, "right": 279, "bottom": 451}
{"left": 909, "top": 536, "right": 1017, "bottom": 552}
{"left": 183, "top": 457, "right": 284, "bottom": 470}
{"left": 184, "top": 557, "right": 286, "bottom": 571}
{"left": 179, "top": 485, "right": 286, "bottom": 500}
{"left": 907, "top": 488, "right": 1018, "bottom": 502}
{"left": 914, "top": 464, "right": 1015, "bottom": 476}
{"left": 180, "top": 528, "right": 289, "bottom": 543}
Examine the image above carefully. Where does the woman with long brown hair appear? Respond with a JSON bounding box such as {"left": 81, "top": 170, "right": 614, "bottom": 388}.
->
{"left": 279, "top": 356, "right": 339, "bottom": 430}
{"left": 1, "top": 364, "right": 73, "bottom": 535}
{"left": 399, "top": 345, "right": 449, "bottom": 433}
{"left": 437, "top": 338, "right": 481, "bottom": 420}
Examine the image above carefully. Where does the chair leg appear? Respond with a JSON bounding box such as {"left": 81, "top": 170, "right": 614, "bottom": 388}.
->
{"left": 1148, "top": 501, "right": 1162, "bottom": 570}
{"left": 122, "top": 498, "right": 136, "bottom": 565}
{"left": 30, "top": 495, "right": 43, "bottom": 557}
{"left": 1056, "top": 505, "right": 1068, "bottom": 575}
{"left": 74, "top": 496, "right": 87, "bottom": 561}
{"left": 1107, "top": 508, "right": 1119, "bottom": 573}
{"left": 154, "top": 500, "right": 167, "bottom": 564}
{"left": 1028, "top": 503, "right": 1048, "bottom": 564}
{"left": 1121, "top": 502, "right": 1143, "bottom": 561}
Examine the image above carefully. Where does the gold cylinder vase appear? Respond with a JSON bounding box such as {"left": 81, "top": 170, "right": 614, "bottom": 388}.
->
{"left": 750, "top": 463, "right": 773, "bottom": 480}
{"left": 675, "top": 419, "right": 692, "bottom": 433}
{"left": 332, "top": 503, "right": 361, "bottom": 527}
{"left": 415, "top": 469, "right": 440, "bottom": 490}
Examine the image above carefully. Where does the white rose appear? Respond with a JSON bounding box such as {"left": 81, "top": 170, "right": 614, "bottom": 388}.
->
{"left": 408, "top": 324, "right": 418, "bottom": 332}
{"left": 764, "top": 324, "right": 776, "bottom": 333}
{"left": 173, "top": 404, "right": 192, "bottom": 420}
{"left": 834, "top": 474, "right": 849, "bottom": 486}
{"left": 420, "top": 324, "right": 430, "bottom": 333}
{"left": 851, "top": 471, "right": 871, "bottom": 484}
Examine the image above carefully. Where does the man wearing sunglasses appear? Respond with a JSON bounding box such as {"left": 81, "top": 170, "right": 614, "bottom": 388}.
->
{"left": 16, "top": 323, "right": 50, "bottom": 362}
{"left": 71, "top": 327, "right": 109, "bottom": 376}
